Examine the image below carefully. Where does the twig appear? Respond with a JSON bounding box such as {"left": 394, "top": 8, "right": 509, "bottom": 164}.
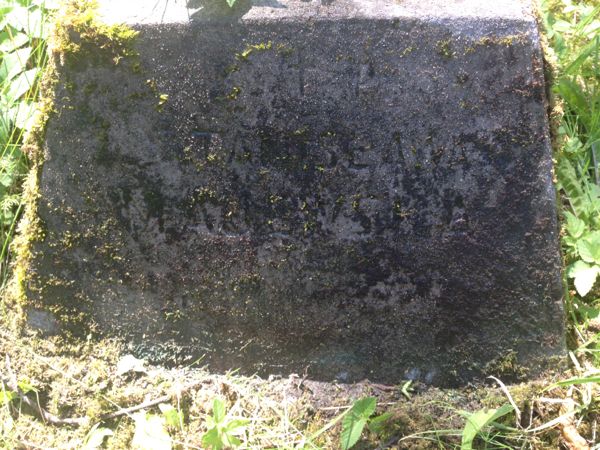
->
{"left": 559, "top": 389, "right": 590, "bottom": 450}
{"left": 99, "top": 380, "right": 204, "bottom": 420}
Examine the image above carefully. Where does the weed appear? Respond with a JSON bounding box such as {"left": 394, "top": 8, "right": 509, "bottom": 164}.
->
{"left": 339, "top": 397, "right": 391, "bottom": 450}
{"left": 201, "top": 398, "right": 249, "bottom": 449}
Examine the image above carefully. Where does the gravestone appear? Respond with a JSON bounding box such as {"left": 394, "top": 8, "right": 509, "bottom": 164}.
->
{"left": 21, "top": 0, "right": 565, "bottom": 385}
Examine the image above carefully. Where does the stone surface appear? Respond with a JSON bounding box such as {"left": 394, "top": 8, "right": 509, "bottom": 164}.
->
{"left": 25, "top": 0, "right": 565, "bottom": 385}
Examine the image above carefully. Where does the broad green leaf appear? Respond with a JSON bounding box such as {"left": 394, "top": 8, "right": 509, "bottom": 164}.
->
{"left": 461, "top": 404, "right": 513, "bottom": 450}
{"left": 0, "top": 3, "right": 14, "bottom": 16}
{"left": 132, "top": 412, "right": 172, "bottom": 450}
{"left": 565, "top": 211, "right": 586, "bottom": 238}
{"left": 563, "top": 235, "right": 578, "bottom": 250}
{"left": 3, "top": 4, "right": 46, "bottom": 38}
{"left": 349, "top": 397, "right": 377, "bottom": 419}
{"left": 83, "top": 423, "right": 114, "bottom": 450}
{"left": 4, "top": 67, "right": 39, "bottom": 101}
{"left": 568, "top": 260, "right": 593, "bottom": 278}
{"left": 575, "top": 267, "right": 600, "bottom": 297}
{"left": 341, "top": 416, "right": 368, "bottom": 450}
{"left": 568, "top": 261, "right": 600, "bottom": 297}
{"left": 0, "top": 46, "right": 32, "bottom": 83}
{"left": 223, "top": 434, "right": 242, "bottom": 447}
{"left": 223, "top": 419, "right": 250, "bottom": 433}
{"left": 212, "top": 398, "right": 226, "bottom": 424}
{"left": 23, "top": 7, "right": 46, "bottom": 39}
{"left": 552, "top": 19, "right": 574, "bottom": 33}
{"left": 340, "top": 398, "right": 377, "bottom": 450}
{"left": 201, "top": 427, "right": 223, "bottom": 450}
{"left": 17, "top": 378, "right": 35, "bottom": 394}
{"left": 578, "top": 231, "right": 600, "bottom": 264}
{"left": 0, "top": 30, "right": 29, "bottom": 53}
{"left": 10, "top": 100, "right": 36, "bottom": 130}
{"left": 3, "top": 5, "right": 28, "bottom": 32}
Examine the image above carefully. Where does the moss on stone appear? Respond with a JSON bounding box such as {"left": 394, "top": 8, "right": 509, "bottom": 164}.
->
{"left": 236, "top": 41, "right": 273, "bottom": 61}
{"left": 464, "top": 34, "right": 527, "bottom": 55}
{"left": 436, "top": 38, "right": 454, "bottom": 59}
{"left": 52, "top": 0, "right": 139, "bottom": 69}
{"left": 483, "top": 350, "right": 529, "bottom": 380}
{"left": 3, "top": 0, "right": 142, "bottom": 336}
{"left": 3, "top": 57, "right": 59, "bottom": 332}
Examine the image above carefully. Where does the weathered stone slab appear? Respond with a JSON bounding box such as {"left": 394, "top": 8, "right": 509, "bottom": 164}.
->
{"left": 23, "top": 0, "right": 564, "bottom": 385}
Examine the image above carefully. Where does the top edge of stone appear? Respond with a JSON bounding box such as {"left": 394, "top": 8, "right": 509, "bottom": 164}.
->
{"left": 95, "top": 0, "right": 535, "bottom": 26}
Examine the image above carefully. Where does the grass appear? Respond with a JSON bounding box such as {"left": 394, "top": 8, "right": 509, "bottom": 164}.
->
{"left": 1, "top": 0, "right": 600, "bottom": 448}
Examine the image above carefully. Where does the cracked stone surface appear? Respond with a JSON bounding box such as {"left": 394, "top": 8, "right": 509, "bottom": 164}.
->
{"left": 25, "top": 0, "right": 565, "bottom": 385}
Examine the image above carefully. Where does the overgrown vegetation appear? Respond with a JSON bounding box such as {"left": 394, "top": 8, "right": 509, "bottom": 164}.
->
{"left": 1, "top": 0, "right": 600, "bottom": 448}
{"left": 548, "top": 0, "right": 600, "bottom": 373}
{"left": 550, "top": 0, "right": 600, "bottom": 329}
{"left": 0, "top": 0, "right": 54, "bottom": 283}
